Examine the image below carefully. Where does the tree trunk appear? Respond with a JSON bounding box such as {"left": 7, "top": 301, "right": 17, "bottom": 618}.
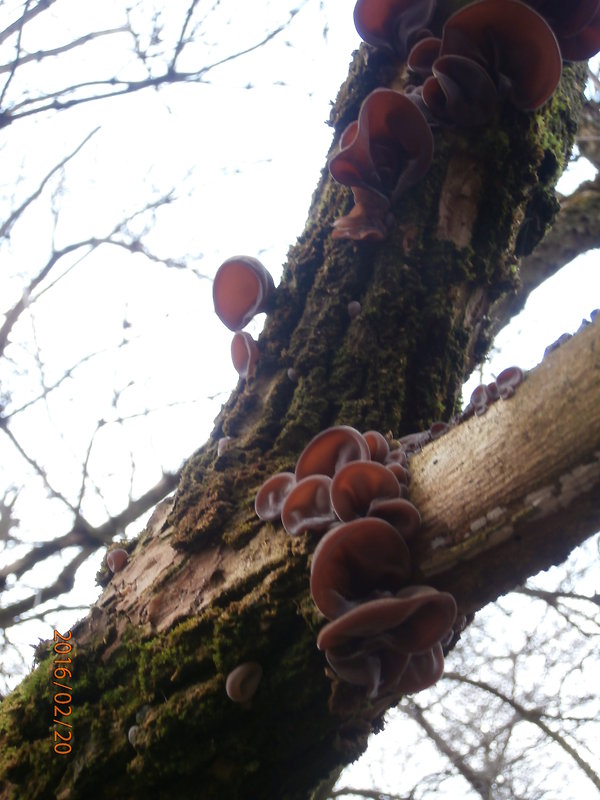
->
{"left": 0, "top": 17, "right": 593, "bottom": 800}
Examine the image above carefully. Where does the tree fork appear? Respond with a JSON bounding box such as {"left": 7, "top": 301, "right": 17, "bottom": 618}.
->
{"left": 0, "top": 28, "right": 592, "bottom": 800}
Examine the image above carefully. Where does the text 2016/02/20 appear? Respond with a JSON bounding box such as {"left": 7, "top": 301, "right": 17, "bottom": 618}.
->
{"left": 52, "top": 630, "right": 72, "bottom": 755}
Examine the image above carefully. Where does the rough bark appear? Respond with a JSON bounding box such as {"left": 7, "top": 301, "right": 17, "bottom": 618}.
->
{"left": 0, "top": 14, "right": 593, "bottom": 800}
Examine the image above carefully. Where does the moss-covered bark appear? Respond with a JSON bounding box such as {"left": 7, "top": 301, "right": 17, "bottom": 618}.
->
{"left": 0, "top": 8, "right": 589, "bottom": 799}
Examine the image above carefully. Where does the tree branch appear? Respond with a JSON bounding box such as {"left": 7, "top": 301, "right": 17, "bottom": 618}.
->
{"left": 489, "top": 177, "right": 600, "bottom": 341}
{"left": 410, "top": 319, "right": 600, "bottom": 613}
{"left": 514, "top": 585, "right": 600, "bottom": 606}
{"left": 0, "top": 26, "right": 129, "bottom": 74}
{"left": 0, "top": 0, "right": 56, "bottom": 46}
{"left": 0, "top": 470, "right": 180, "bottom": 625}
{"left": 0, "top": 190, "right": 177, "bottom": 359}
{"left": 0, "top": 3, "right": 308, "bottom": 128}
{"left": 402, "top": 700, "right": 493, "bottom": 799}
{"left": 444, "top": 672, "right": 600, "bottom": 792}
{"left": 0, "top": 546, "right": 94, "bottom": 631}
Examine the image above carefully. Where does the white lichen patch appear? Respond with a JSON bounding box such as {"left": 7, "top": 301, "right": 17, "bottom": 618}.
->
{"left": 430, "top": 536, "right": 448, "bottom": 550}
{"left": 486, "top": 506, "right": 506, "bottom": 523}
{"left": 558, "top": 455, "right": 600, "bottom": 508}
{"left": 470, "top": 516, "right": 487, "bottom": 533}
{"left": 524, "top": 485, "right": 559, "bottom": 513}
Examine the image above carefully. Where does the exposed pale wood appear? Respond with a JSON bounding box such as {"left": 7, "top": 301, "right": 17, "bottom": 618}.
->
{"left": 410, "top": 319, "right": 600, "bottom": 612}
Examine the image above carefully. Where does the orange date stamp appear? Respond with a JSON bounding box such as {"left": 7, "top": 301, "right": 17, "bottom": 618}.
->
{"left": 51, "top": 630, "right": 72, "bottom": 755}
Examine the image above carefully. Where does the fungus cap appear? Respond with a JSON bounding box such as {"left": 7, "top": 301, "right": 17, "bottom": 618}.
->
{"left": 470, "top": 383, "right": 491, "bottom": 415}
{"left": 225, "top": 661, "right": 263, "bottom": 703}
{"left": 555, "top": 11, "right": 600, "bottom": 60}
{"left": 213, "top": 256, "right": 275, "bottom": 332}
{"left": 429, "top": 421, "right": 450, "bottom": 440}
{"left": 281, "top": 475, "right": 337, "bottom": 536}
{"left": 408, "top": 35, "right": 442, "bottom": 74}
{"left": 363, "top": 430, "right": 390, "bottom": 462}
{"left": 325, "top": 643, "right": 411, "bottom": 699}
{"left": 295, "top": 426, "right": 370, "bottom": 480}
{"left": 496, "top": 365, "right": 524, "bottom": 399}
{"left": 255, "top": 472, "right": 296, "bottom": 521}
{"left": 317, "top": 586, "right": 457, "bottom": 654}
{"left": 397, "top": 430, "right": 431, "bottom": 453}
{"left": 347, "top": 300, "right": 362, "bottom": 319}
{"left": 528, "top": 0, "right": 600, "bottom": 59}
{"left": 329, "top": 88, "right": 434, "bottom": 201}
{"left": 486, "top": 381, "right": 500, "bottom": 402}
{"left": 384, "top": 463, "right": 410, "bottom": 492}
{"left": 107, "top": 548, "right": 128, "bottom": 573}
{"left": 528, "top": 0, "right": 599, "bottom": 37}
{"left": 231, "top": 331, "right": 259, "bottom": 379}
{"left": 353, "top": 0, "right": 436, "bottom": 58}
{"left": 423, "top": 54, "right": 498, "bottom": 125}
{"left": 310, "top": 518, "right": 411, "bottom": 619}
{"left": 330, "top": 460, "right": 401, "bottom": 521}
{"left": 367, "top": 497, "right": 421, "bottom": 540}
{"left": 332, "top": 185, "right": 391, "bottom": 241}
{"left": 396, "top": 642, "right": 445, "bottom": 693}
{"left": 217, "top": 436, "right": 234, "bottom": 456}
{"left": 441, "top": 0, "right": 562, "bottom": 110}
{"left": 385, "top": 448, "right": 408, "bottom": 467}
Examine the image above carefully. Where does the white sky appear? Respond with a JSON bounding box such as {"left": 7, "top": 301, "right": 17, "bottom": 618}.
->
{"left": 0, "top": 1, "right": 598, "bottom": 794}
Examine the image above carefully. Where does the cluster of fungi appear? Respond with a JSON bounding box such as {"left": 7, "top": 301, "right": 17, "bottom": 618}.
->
{"left": 210, "top": 1, "right": 554, "bottom": 700}
{"left": 255, "top": 426, "right": 460, "bottom": 699}
{"left": 98, "top": 1, "right": 595, "bottom": 728}
{"left": 330, "top": 0, "right": 600, "bottom": 240}
{"left": 107, "top": 0, "right": 594, "bottom": 705}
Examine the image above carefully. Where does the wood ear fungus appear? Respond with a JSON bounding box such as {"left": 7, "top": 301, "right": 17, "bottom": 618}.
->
{"left": 317, "top": 587, "right": 457, "bottom": 698}
{"left": 330, "top": 460, "right": 401, "bottom": 521}
{"left": 107, "top": 548, "right": 128, "bottom": 573}
{"left": 295, "top": 426, "right": 370, "bottom": 481}
{"left": 231, "top": 332, "right": 259, "bottom": 379}
{"left": 254, "top": 424, "right": 460, "bottom": 698}
{"left": 353, "top": 0, "right": 436, "bottom": 59}
{"left": 310, "top": 518, "right": 411, "bottom": 619}
{"left": 255, "top": 472, "right": 296, "bottom": 522}
{"left": 225, "top": 662, "right": 263, "bottom": 703}
{"left": 213, "top": 256, "right": 274, "bottom": 332}
{"left": 495, "top": 365, "right": 524, "bottom": 399}
{"left": 329, "top": 88, "right": 433, "bottom": 240}
{"left": 281, "top": 475, "right": 337, "bottom": 536}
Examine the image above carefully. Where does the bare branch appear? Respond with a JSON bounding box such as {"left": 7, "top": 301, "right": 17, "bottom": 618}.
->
{"left": 402, "top": 700, "right": 495, "bottom": 800}
{"left": 0, "top": 4, "right": 308, "bottom": 128}
{"left": 0, "top": 424, "right": 78, "bottom": 511}
{"left": 0, "top": 190, "right": 181, "bottom": 359}
{"left": 0, "top": 546, "right": 94, "bottom": 630}
{"left": 169, "top": 0, "right": 202, "bottom": 71}
{"left": 515, "top": 586, "right": 600, "bottom": 607}
{"left": 0, "top": 26, "right": 129, "bottom": 74}
{"left": 0, "top": 0, "right": 29, "bottom": 109}
{"left": 0, "top": 469, "right": 180, "bottom": 591}
{"left": 4, "top": 345, "right": 118, "bottom": 419}
{"left": 0, "top": 0, "right": 56, "bottom": 47}
{"left": 444, "top": 672, "right": 600, "bottom": 792}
